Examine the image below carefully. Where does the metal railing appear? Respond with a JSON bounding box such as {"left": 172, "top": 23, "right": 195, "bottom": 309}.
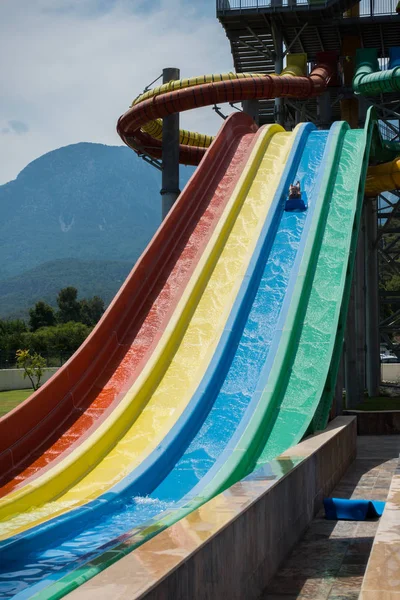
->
{"left": 359, "top": 0, "right": 397, "bottom": 16}
{"left": 217, "top": 0, "right": 323, "bottom": 9}
{"left": 217, "top": 0, "right": 398, "bottom": 14}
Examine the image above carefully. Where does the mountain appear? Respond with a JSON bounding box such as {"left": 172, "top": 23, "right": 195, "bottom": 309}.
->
{"left": 0, "top": 142, "right": 194, "bottom": 281}
{"left": 0, "top": 142, "right": 195, "bottom": 318}
{"left": 0, "top": 259, "right": 134, "bottom": 320}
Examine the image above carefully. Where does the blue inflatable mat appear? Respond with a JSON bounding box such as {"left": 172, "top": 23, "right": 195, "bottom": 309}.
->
{"left": 324, "top": 498, "right": 386, "bottom": 521}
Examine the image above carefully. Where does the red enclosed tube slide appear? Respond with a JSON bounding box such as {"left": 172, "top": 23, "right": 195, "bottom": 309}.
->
{"left": 117, "top": 55, "right": 336, "bottom": 165}
{"left": 0, "top": 112, "right": 259, "bottom": 495}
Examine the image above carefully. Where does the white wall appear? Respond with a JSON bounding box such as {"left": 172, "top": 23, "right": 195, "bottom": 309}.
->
{"left": 0, "top": 368, "right": 59, "bottom": 391}
{"left": 381, "top": 363, "right": 400, "bottom": 383}
{"left": 1, "top": 364, "right": 399, "bottom": 392}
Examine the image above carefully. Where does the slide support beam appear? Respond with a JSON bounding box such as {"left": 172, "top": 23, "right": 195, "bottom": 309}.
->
{"left": 273, "top": 25, "right": 284, "bottom": 126}
{"left": 242, "top": 99, "right": 260, "bottom": 126}
{"left": 365, "top": 196, "right": 380, "bottom": 396}
{"left": 355, "top": 209, "right": 366, "bottom": 397}
{"left": 161, "top": 67, "right": 180, "bottom": 219}
{"left": 345, "top": 275, "right": 359, "bottom": 408}
{"left": 334, "top": 346, "right": 345, "bottom": 416}
{"left": 318, "top": 92, "right": 332, "bottom": 129}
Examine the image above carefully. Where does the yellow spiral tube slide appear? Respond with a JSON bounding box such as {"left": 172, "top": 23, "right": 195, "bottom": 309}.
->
{"left": 366, "top": 157, "right": 400, "bottom": 197}
{"left": 135, "top": 54, "right": 307, "bottom": 149}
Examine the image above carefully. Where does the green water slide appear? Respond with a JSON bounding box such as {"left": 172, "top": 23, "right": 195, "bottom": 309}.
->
{"left": 353, "top": 47, "right": 400, "bottom": 96}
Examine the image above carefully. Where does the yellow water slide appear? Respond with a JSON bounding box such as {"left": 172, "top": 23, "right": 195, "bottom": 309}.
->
{"left": 366, "top": 158, "right": 400, "bottom": 197}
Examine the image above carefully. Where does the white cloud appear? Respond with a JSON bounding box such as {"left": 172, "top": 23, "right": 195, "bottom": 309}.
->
{"left": 0, "top": 0, "right": 235, "bottom": 184}
{"left": 3, "top": 120, "right": 30, "bottom": 135}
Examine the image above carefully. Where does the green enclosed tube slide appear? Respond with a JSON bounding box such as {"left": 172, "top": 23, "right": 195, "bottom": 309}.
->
{"left": 353, "top": 47, "right": 400, "bottom": 96}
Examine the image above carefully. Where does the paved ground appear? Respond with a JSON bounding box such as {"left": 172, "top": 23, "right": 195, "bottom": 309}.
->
{"left": 261, "top": 436, "right": 400, "bottom": 600}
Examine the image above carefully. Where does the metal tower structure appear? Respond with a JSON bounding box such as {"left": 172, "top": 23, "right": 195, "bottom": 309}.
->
{"left": 217, "top": 0, "right": 400, "bottom": 407}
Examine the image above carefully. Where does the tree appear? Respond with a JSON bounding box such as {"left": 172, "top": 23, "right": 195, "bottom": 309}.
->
{"left": 57, "top": 287, "right": 81, "bottom": 323}
{"left": 16, "top": 349, "right": 46, "bottom": 391}
{"left": 0, "top": 319, "right": 28, "bottom": 368}
{"left": 0, "top": 319, "right": 27, "bottom": 336}
{"left": 79, "top": 296, "right": 105, "bottom": 326}
{"left": 29, "top": 301, "right": 56, "bottom": 331}
{"left": 52, "top": 322, "right": 92, "bottom": 360}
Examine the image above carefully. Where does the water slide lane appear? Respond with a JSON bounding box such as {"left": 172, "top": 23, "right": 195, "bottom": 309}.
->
{"left": 0, "top": 124, "right": 291, "bottom": 542}
{"left": 0, "top": 113, "right": 257, "bottom": 496}
{"left": 0, "top": 126, "right": 300, "bottom": 599}
{"left": 0, "top": 125, "right": 325, "bottom": 600}
{"left": 310, "top": 111, "right": 375, "bottom": 431}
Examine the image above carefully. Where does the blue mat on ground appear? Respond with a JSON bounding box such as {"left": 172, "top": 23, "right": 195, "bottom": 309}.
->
{"left": 324, "top": 498, "right": 386, "bottom": 521}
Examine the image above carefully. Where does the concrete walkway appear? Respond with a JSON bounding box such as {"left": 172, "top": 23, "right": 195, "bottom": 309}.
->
{"left": 261, "top": 436, "right": 400, "bottom": 600}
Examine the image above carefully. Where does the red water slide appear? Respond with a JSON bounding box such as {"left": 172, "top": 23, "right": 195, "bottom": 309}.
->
{"left": 0, "top": 112, "right": 259, "bottom": 495}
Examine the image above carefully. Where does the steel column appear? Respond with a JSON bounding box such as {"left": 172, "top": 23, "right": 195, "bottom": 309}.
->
{"left": 355, "top": 209, "right": 366, "bottom": 397}
{"left": 334, "top": 347, "right": 345, "bottom": 416}
{"left": 345, "top": 274, "right": 360, "bottom": 408}
{"left": 161, "top": 67, "right": 180, "bottom": 219}
{"left": 358, "top": 95, "right": 368, "bottom": 128}
{"left": 365, "top": 196, "right": 380, "bottom": 396}
{"left": 273, "top": 25, "right": 284, "bottom": 126}
{"left": 242, "top": 99, "right": 260, "bottom": 126}
{"left": 317, "top": 92, "right": 332, "bottom": 129}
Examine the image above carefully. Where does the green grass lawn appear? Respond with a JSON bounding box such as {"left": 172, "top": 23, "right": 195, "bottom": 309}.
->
{"left": 0, "top": 389, "right": 32, "bottom": 417}
{"left": 351, "top": 396, "right": 400, "bottom": 411}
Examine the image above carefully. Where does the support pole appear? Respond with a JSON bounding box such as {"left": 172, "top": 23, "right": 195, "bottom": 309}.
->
{"left": 317, "top": 92, "right": 332, "bottom": 129}
{"left": 161, "top": 67, "right": 180, "bottom": 219}
{"left": 365, "top": 197, "right": 380, "bottom": 396}
{"left": 273, "top": 25, "right": 284, "bottom": 126}
{"left": 355, "top": 209, "right": 366, "bottom": 397}
{"left": 334, "top": 348, "right": 345, "bottom": 416}
{"left": 242, "top": 99, "right": 260, "bottom": 126}
{"left": 345, "top": 278, "right": 359, "bottom": 408}
{"left": 358, "top": 95, "right": 368, "bottom": 128}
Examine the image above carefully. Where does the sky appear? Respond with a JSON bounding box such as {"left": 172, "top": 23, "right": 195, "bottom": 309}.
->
{"left": 0, "top": 0, "right": 236, "bottom": 184}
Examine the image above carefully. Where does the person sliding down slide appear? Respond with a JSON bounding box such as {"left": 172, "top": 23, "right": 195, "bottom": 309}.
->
{"left": 289, "top": 181, "right": 301, "bottom": 198}
{"left": 286, "top": 180, "right": 306, "bottom": 211}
